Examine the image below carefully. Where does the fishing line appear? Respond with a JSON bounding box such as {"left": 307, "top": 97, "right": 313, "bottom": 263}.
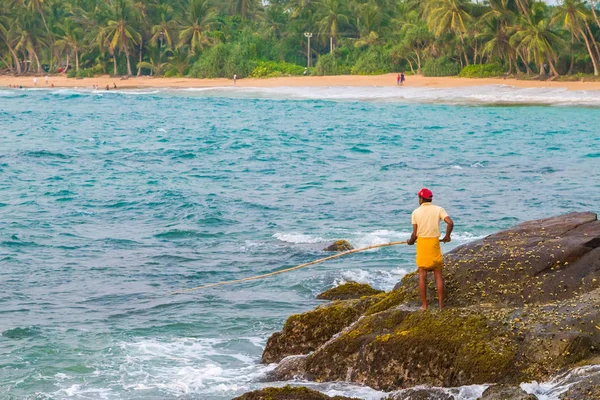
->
{"left": 171, "top": 240, "right": 407, "bottom": 295}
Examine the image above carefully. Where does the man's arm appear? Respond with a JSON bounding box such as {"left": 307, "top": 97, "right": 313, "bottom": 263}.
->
{"left": 407, "top": 224, "right": 418, "bottom": 245}
{"left": 442, "top": 216, "right": 454, "bottom": 243}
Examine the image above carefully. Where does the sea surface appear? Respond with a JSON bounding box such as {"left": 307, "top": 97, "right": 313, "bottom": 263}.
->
{"left": 1, "top": 85, "right": 599, "bottom": 400}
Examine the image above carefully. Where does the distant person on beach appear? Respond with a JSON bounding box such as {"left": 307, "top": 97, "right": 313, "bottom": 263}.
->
{"left": 397, "top": 73, "right": 401, "bottom": 85}
{"left": 33, "top": 77, "right": 38, "bottom": 86}
{"left": 233, "top": 74, "right": 237, "bottom": 85}
{"left": 400, "top": 72, "right": 406, "bottom": 85}
{"left": 304, "top": 68, "right": 308, "bottom": 76}
{"left": 407, "top": 188, "right": 454, "bottom": 310}
{"left": 105, "top": 85, "right": 110, "bottom": 91}
{"left": 45, "top": 75, "right": 49, "bottom": 84}
{"left": 113, "top": 83, "right": 117, "bottom": 89}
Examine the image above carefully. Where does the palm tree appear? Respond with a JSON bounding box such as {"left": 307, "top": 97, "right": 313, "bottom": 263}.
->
{"left": 55, "top": 18, "right": 84, "bottom": 71}
{"left": 511, "top": 9, "right": 563, "bottom": 76}
{"left": 0, "top": 11, "right": 22, "bottom": 73}
{"left": 102, "top": 0, "right": 141, "bottom": 76}
{"left": 231, "top": 0, "right": 261, "bottom": 20}
{"left": 479, "top": 0, "right": 520, "bottom": 72}
{"left": 315, "top": 0, "right": 350, "bottom": 48}
{"left": 178, "top": 0, "right": 216, "bottom": 54}
{"left": 552, "top": 0, "right": 598, "bottom": 75}
{"left": 424, "top": 0, "right": 473, "bottom": 65}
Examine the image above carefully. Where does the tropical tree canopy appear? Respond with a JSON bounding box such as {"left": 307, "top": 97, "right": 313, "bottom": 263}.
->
{"left": 0, "top": 0, "right": 599, "bottom": 77}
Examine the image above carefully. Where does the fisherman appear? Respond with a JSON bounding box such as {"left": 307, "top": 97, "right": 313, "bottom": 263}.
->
{"left": 407, "top": 188, "right": 453, "bottom": 310}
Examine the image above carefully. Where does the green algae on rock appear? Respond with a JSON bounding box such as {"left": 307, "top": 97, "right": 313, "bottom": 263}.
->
{"left": 323, "top": 240, "right": 354, "bottom": 252}
{"left": 232, "top": 385, "right": 361, "bottom": 400}
{"left": 258, "top": 213, "right": 600, "bottom": 395}
{"left": 261, "top": 299, "right": 365, "bottom": 363}
{"left": 316, "top": 282, "right": 383, "bottom": 301}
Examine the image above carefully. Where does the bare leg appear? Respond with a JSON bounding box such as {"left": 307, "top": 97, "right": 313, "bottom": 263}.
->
{"left": 433, "top": 269, "right": 444, "bottom": 309}
{"left": 418, "top": 268, "right": 428, "bottom": 310}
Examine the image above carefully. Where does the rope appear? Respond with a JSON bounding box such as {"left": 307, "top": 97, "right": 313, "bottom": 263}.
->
{"left": 171, "top": 240, "right": 407, "bottom": 295}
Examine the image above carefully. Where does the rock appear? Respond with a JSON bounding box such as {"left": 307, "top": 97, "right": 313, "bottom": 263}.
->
{"left": 559, "top": 371, "right": 600, "bottom": 399}
{"left": 317, "top": 282, "right": 384, "bottom": 301}
{"left": 394, "top": 212, "right": 600, "bottom": 308}
{"left": 303, "top": 307, "right": 521, "bottom": 391}
{"left": 232, "top": 385, "right": 360, "bottom": 400}
{"left": 323, "top": 240, "right": 354, "bottom": 252}
{"left": 260, "top": 213, "right": 600, "bottom": 393}
{"left": 262, "top": 298, "right": 377, "bottom": 363}
{"left": 264, "top": 355, "right": 308, "bottom": 381}
{"left": 384, "top": 387, "right": 453, "bottom": 400}
{"left": 480, "top": 385, "right": 536, "bottom": 399}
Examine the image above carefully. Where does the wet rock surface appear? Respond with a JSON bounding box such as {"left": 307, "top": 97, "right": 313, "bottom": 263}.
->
{"left": 255, "top": 213, "right": 600, "bottom": 396}
{"left": 479, "top": 384, "right": 536, "bottom": 399}
{"left": 559, "top": 370, "right": 600, "bottom": 399}
{"left": 383, "top": 387, "right": 454, "bottom": 400}
{"left": 232, "top": 386, "right": 360, "bottom": 400}
{"left": 316, "top": 282, "right": 384, "bottom": 301}
{"left": 323, "top": 240, "right": 354, "bottom": 252}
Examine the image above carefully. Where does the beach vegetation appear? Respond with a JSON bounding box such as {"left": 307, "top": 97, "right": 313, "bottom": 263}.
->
{"left": 459, "top": 63, "right": 506, "bottom": 77}
{"left": 1, "top": 0, "right": 600, "bottom": 78}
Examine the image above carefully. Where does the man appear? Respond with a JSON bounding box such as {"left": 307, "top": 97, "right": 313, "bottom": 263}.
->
{"left": 407, "top": 188, "right": 453, "bottom": 310}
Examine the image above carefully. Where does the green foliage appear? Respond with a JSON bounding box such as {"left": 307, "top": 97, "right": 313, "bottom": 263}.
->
{"left": 422, "top": 57, "right": 461, "bottom": 77}
{"left": 351, "top": 46, "right": 395, "bottom": 75}
{"left": 189, "top": 43, "right": 253, "bottom": 78}
{"left": 0, "top": 0, "right": 598, "bottom": 78}
{"left": 315, "top": 53, "right": 352, "bottom": 76}
{"left": 459, "top": 63, "right": 506, "bottom": 78}
{"left": 249, "top": 60, "right": 305, "bottom": 78}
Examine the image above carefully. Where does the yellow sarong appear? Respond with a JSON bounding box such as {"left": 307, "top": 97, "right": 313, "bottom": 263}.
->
{"left": 416, "top": 237, "right": 443, "bottom": 271}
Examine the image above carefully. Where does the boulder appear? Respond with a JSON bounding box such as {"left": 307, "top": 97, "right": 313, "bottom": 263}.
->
{"left": 262, "top": 297, "right": 380, "bottom": 363}
{"left": 323, "top": 240, "right": 354, "bottom": 252}
{"left": 232, "top": 386, "right": 360, "bottom": 400}
{"left": 396, "top": 212, "right": 600, "bottom": 308}
{"left": 383, "top": 387, "right": 453, "bottom": 400}
{"left": 479, "top": 385, "right": 536, "bottom": 399}
{"left": 317, "top": 282, "right": 384, "bottom": 301}
{"left": 258, "top": 213, "right": 600, "bottom": 393}
{"left": 264, "top": 355, "right": 308, "bottom": 381}
{"left": 559, "top": 370, "right": 600, "bottom": 399}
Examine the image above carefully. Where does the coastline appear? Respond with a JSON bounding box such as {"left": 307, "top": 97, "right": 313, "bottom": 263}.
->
{"left": 2, "top": 73, "right": 600, "bottom": 91}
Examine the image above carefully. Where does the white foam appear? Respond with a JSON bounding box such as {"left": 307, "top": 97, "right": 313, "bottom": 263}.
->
{"left": 334, "top": 267, "right": 409, "bottom": 291}
{"left": 179, "top": 85, "right": 600, "bottom": 107}
{"left": 273, "top": 232, "right": 326, "bottom": 244}
{"left": 522, "top": 364, "right": 600, "bottom": 400}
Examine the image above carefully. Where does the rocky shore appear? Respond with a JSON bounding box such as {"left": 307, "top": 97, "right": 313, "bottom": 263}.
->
{"left": 238, "top": 212, "right": 600, "bottom": 399}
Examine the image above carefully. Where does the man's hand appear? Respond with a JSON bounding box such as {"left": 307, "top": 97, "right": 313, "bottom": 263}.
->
{"left": 441, "top": 235, "right": 451, "bottom": 243}
{"left": 407, "top": 239, "right": 415, "bottom": 246}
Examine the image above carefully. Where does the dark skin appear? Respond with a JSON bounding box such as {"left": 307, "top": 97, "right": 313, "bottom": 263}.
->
{"left": 407, "top": 196, "right": 454, "bottom": 310}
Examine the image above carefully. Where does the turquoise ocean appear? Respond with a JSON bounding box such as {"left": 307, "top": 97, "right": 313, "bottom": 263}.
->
{"left": 1, "top": 85, "right": 599, "bottom": 399}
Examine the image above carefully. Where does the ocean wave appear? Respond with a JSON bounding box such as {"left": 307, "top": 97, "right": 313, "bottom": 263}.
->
{"left": 273, "top": 229, "right": 485, "bottom": 249}
{"left": 273, "top": 232, "right": 326, "bottom": 244}
{"left": 178, "top": 85, "right": 600, "bottom": 107}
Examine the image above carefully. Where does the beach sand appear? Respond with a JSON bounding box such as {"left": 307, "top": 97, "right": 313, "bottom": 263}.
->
{"left": 2, "top": 73, "right": 600, "bottom": 91}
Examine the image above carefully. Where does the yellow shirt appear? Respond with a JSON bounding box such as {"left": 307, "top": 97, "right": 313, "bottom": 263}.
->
{"left": 411, "top": 203, "right": 449, "bottom": 238}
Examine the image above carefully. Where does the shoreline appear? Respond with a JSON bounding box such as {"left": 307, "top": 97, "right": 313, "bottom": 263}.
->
{"left": 2, "top": 73, "right": 600, "bottom": 91}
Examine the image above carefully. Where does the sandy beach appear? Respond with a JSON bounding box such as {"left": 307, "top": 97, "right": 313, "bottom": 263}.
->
{"left": 2, "top": 73, "right": 600, "bottom": 91}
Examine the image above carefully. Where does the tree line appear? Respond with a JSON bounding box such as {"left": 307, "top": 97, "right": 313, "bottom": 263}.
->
{"left": 1, "top": 0, "right": 600, "bottom": 78}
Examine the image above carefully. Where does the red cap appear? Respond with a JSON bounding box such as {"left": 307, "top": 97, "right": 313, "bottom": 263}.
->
{"left": 418, "top": 188, "right": 433, "bottom": 199}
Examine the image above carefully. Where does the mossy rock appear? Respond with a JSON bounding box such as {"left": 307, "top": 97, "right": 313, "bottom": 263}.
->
{"left": 383, "top": 387, "right": 453, "bottom": 400}
{"left": 304, "top": 308, "right": 521, "bottom": 391}
{"left": 232, "top": 385, "right": 361, "bottom": 400}
{"left": 323, "top": 240, "right": 354, "bottom": 252}
{"left": 261, "top": 300, "right": 365, "bottom": 364}
{"left": 317, "top": 282, "right": 383, "bottom": 301}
